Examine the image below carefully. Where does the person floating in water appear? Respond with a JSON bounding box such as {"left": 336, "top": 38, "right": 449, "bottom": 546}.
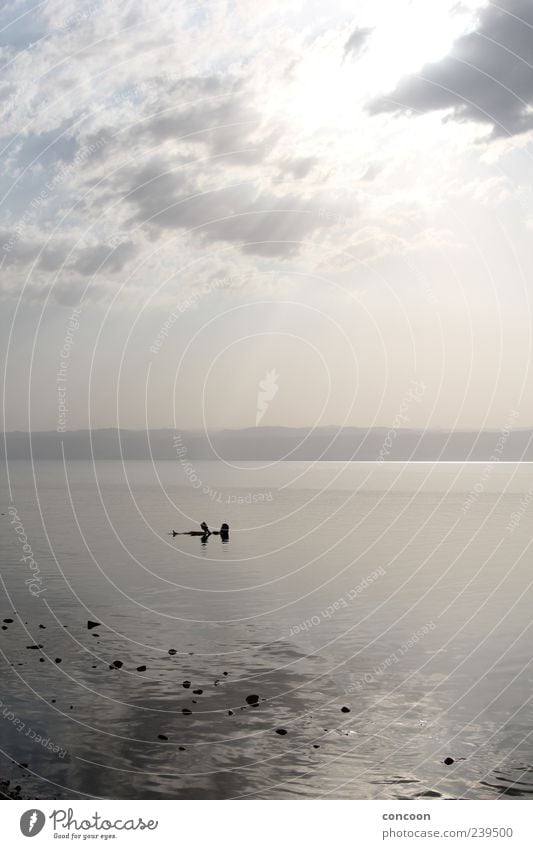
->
{"left": 170, "top": 522, "right": 229, "bottom": 540}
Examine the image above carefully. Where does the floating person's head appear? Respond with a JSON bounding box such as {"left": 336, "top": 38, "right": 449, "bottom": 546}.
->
{"left": 220, "top": 523, "right": 229, "bottom": 540}
{"left": 200, "top": 521, "right": 210, "bottom": 534}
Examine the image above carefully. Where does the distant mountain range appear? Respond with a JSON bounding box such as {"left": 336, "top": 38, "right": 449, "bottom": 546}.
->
{"left": 2, "top": 427, "right": 533, "bottom": 461}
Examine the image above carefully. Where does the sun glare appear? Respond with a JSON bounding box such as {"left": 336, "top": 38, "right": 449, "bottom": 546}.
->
{"left": 281, "top": 0, "right": 484, "bottom": 133}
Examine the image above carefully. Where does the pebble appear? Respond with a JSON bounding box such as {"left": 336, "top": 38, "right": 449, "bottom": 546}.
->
{"left": 158, "top": 735, "right": 168, "bottom": 741}
{"left": 110, "top": 660, "right": 123, "bottom": 669}
{"left": 168, "top": 649, "right": 177, "bottom": 655}
{"left": 136, "top": 665, "right": 147, "bottom": 672}
{"left": 246, "top": 694, "right": 259, "bottom": 706}
{"left": 275, "top": 728, "right": 288, "bottom": 736}
{"left": 228, "top": 710, "right": 234, "bottom": 716}
{"left": 55, "top": 658, "right": 62, "bottom": 664}
{"left": 341, "top": 706, "right": 351, "bottom": 713}
{"left": 444, "top": 757, "right": 454, "bottom": 765}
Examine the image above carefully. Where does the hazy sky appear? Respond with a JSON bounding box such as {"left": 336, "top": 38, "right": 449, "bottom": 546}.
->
{"left": 2, "top": 0, "right": 533, "bottom": 432}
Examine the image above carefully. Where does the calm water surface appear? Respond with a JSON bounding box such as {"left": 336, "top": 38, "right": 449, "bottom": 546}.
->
{"left": 1, "top": 460, "right": 533, "bottom": 799}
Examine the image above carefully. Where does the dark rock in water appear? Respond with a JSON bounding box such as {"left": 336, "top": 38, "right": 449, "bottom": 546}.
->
{"left": 179, "top": 746, "right": 186, "bottom": 751}
{"left": 27, "top": 645, "right": 42, "bottom": 650}
{"left": 136, "top": 665, "right": 147, "bottom": 672}
{"left": 3, "top": 618, "right": 14, "bottom": 624}
{"left": 39, "top": 658, "right": 44, "bottom": 662}
{"left": 182, "top": 681, "right": 191, "bottom": 688}
{"left": 182, "top": 708, "right": 192, "bottom": 715}
{"left": 51, "top": 699, "right": 56, "bottom": 703}
{"left": 341, "top": 706, "right": 351, "bottom": 713}
{"left": 246, "top": 694, "right": 259, "bottom": 705}
{"left": 91, "top": 633, "right": 99, "bottom": 637}
{"left": 55, "top": 658, "right": 62, "bottom": 664}
{"left": 168, "top": 649, "right": 177, "bottom": 655}
{"left": 92, "top": 665, "right": 97, "bottom": 669}
{"left": 158, "top": 734, "right": 168, "bottom": 741}
{"left": 313, "top": 744, "right": 320, "bottom": 749}
{"left": 223, "top": 671, "right": 228, "bottom": 676}
{"left": 111, "top": 660, "right": 123, "bottom": 669}
{"left": 192, "top": 700, "right": 197, "bottom": 704}
{"left": 87, "top": 621, "right": 100, "bottom": 630}
{"left": 193, "top": 689, "right": 203, "bottom": 695}
{"left": 69, "top": 706, "right": 73, "bottom": 710}
{"left": 214, "top": 679, "right": 221, "bottom": 686}
{"left": 1, "top": 626, "right": 6, "bottom": 630}
{"left": 228, "top": 710, "right": 234, "bottom": 716}
{"left": 39, "top": 624, "right": 46, "bottom": 629}
{"left": 444, "top": 757, "right": 454, "bottom": 765}
{"left": 275, "top": 728, "right": 288, "bottom": 736}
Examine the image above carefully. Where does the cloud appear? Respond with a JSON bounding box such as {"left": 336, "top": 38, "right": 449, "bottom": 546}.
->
{"left": 368, "top": 0, "right": 533, "bottom": 138}
{"left": 72, "top": 241, "right": 137, "bottom": 275}
{"left": 344, "top": 26, "right": 373, "bottom": 59}
{"left": 277, "top": 156, "right": 319, "bottom": 180}
{"left": 141, "top": 81, "right": 263, "bottom": 157}
{"left": 124, "top": 163, "right": 343, "bottom": 257}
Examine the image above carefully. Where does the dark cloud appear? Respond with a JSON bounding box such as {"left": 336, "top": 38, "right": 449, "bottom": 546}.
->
{"left": 72, "top": 241, "right": 137, "bottom": 275}
{"left": 368, "top": 0, "right": 533, "bottom": 137}
{"left": 277, "top": 156, "right": 319, "bottom": 180}
{"left": 124, "top": 164, "right": 342, "bottom": 257}
{"left": 11, "top": 125, "right": 78, "bottom": 169}
{"left": 344, "top": 26, "right": 373, "bottom": 59}
{"left": 141, "top": 92, "right": 264, "bottom": 161}
{"left": 37, "top": 243, "right": 71, "bottom": 272}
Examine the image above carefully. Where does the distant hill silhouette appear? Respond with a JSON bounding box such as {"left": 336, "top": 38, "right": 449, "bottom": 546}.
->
{"left": 2, "top": 427, "right": 533, "bottom": 461}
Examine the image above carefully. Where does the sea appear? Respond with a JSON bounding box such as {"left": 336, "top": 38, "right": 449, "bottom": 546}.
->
{"left": 1, "top": 459, "right": 533, "bottom": 800}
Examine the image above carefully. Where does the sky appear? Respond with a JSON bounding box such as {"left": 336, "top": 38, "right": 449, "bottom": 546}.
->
{"left": 1, "top": 0, "right": 533, "bottom": 432}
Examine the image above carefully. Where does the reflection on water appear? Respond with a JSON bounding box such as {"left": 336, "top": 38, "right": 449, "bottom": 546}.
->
{"left": 1, "top": 461, "right": 533, "bottom": 799}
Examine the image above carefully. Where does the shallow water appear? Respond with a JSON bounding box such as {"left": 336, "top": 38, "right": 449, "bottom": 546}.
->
{"left": 1, "top": 459, "right": 533, "bottom": 799}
